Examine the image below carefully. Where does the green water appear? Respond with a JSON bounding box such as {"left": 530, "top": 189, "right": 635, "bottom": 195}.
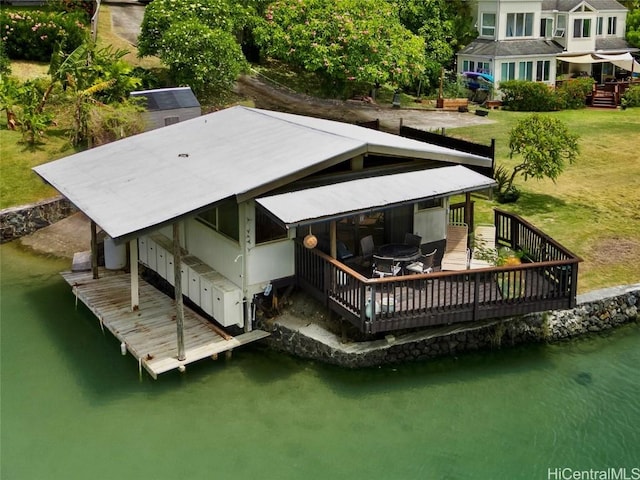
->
{"left": 1, "top": 243, "right": 639, "bottom": 480}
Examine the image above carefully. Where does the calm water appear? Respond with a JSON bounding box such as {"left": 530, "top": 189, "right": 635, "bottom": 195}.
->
{"left": 1, "top": 242, "right": 639, "bottom": 480}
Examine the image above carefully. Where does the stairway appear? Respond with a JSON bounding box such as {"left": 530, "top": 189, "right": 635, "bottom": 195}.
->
{"left": 591, "top": 92, "right": 617, "bottom": 109}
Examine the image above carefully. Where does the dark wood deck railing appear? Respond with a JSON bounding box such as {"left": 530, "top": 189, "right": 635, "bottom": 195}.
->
{"left": 295, "top": 209, "right": 581, "bottom": 334}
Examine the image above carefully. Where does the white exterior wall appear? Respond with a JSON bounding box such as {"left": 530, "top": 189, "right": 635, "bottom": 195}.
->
{"left": 413, "top": 199, "right": 448, "bottom": 244}
{"left": 495, "top": 1, "right": 542, "bottom": 41}
{"left": 565, "top": 11, "right": 598, "bottom": 53}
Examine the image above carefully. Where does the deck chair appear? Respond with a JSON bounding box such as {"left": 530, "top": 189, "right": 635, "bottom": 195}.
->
{"left": 440, "top": 223, "right": 470, "bottom": 271}
{"left": 346, "top": 234, "right": 375, "bottom": 271}
{"left": 404, "top": 233, "right": 422, "bottom": 248}
{"left": 470, "top": 224, "right": 497, "bottom": 269}
{"left": 405, "top": 249, "right": 437, "bottom": 274}
{"left": 372, "top": 255, "right": 401, "bottom": 278}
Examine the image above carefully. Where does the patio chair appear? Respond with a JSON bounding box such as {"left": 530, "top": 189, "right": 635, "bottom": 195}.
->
{"left": 440, "top": 223, "right": 470, "bottom": 271}
{"left": 405, "top": 249, "right": 437, "bottom": 274}
{"left": 345, "top": 234, "right": 375, "bottom": 271}
{"left": 469, "top": 224, "right": 497, "bottom": 269}
{"left": 404, "top": 233, "right": 422, "bottom": 248}
{"left": 372, "top": 255, "right": 401, "bottom": 278}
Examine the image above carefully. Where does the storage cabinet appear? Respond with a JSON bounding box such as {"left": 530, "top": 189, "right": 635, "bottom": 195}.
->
{"left": 136, "top": 234, "right": 243, "bottom": 327}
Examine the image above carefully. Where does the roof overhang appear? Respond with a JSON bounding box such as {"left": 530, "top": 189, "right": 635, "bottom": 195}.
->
{"left": 558, "top": 52, "right": 640, "bottom": 71}
{"left": 256, "top": 165, "right": 496, "bottom": 228}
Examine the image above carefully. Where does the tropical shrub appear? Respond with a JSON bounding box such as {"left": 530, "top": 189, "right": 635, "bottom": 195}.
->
{"left": 499, "top": 80, "right": 557, "bottom": 111}
{"left": 622, "top": 84, "right": 640, "bottom": 108}
{"left": 0, "top": 9, "right": 87, "bottom": 61}
{"left": 556, "top": 77, "right": 594, "bottom": 109}
{"left": 0, "top": 41, "right": 10, "bottom": 78}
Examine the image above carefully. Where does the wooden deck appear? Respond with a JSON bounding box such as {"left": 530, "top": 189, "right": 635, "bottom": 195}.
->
{"left": 61, "top": 269, "right": 269, "bottom": 379}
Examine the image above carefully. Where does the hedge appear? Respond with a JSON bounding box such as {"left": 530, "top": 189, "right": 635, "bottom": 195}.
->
{"left": 499, "top": 78, "right": 595, "bottom": 111}
{"left": 1, "top": 9, "right": 88, "bottom": 62}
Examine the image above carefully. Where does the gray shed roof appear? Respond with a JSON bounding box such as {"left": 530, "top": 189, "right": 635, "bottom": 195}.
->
{"left": 458, "top": 39, "right": 564, "bottom": 58}
{"left": 595, "top": 37, "right": 639, "bottom": 53}
{"left": 130, "top": 87, "right": 200, "bottom": 111}
{"left": 541, "top": 0, "right": 626, "bottom": 12}
{"left": 33, "top": 107, "right": 491, "bottom": 242}
{"left": 256, "top": 165, "right": 496, "bottom": 227}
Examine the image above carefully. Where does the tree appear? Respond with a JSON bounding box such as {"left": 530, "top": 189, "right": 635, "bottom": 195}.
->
{"left": 626, "top": 8, "right": 640, "bottom": 48}
{"left": 138, "top": 0, "right": 249, "bottom": 98}
{"left": 500, "top": 115, "right": 579, "bottom": 202}
{"left": 253, "top": 0, "right": 426, "bottom": 97}
{"left": 395, "top": 0, "right": 476, "bottom": 93}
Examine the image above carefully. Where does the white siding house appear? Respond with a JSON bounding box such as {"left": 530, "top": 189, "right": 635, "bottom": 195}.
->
{"left": 457, "top": 0, "right": 639, "bottom": 90}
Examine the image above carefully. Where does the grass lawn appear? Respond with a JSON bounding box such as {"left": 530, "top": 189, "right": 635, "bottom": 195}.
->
{"left": 453, "top": 108, "right": 640, "bottom": 293}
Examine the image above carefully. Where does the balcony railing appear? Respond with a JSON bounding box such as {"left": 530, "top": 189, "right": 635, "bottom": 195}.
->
{"left": 295, "top": 209, "right": 581, "bottom": 334}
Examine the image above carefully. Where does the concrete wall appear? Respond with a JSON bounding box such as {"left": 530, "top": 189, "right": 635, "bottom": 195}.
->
{"left": 0, "top": 196, "right": 77, "bottom": 243}
{"left": 261, "top": 284, "right": 639, "bottom": 368}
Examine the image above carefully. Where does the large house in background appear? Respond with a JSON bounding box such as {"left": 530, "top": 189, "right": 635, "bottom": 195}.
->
{"left": 457, "top": 0, "right": 639, "bottom": 91}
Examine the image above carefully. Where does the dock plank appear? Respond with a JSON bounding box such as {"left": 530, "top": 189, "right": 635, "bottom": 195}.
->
{"left": 61, "top": 269, "right": 268, "bottom": 378}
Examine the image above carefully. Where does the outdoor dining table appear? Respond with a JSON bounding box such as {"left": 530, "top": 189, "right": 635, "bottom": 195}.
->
{"left": 376, "top": 243, "right": 422, "bottom": 269}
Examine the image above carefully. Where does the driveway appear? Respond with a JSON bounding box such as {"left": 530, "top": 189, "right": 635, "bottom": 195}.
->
{"left": 101, "top": 0, "right": 146, "bottom": 46}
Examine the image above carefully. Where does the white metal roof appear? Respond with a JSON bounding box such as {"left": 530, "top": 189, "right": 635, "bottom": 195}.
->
{"left": 33, "top": 106, "right": 491, "bottom": 241}
{"left": 256, "top": 165, "right": 496, "bottom": 227}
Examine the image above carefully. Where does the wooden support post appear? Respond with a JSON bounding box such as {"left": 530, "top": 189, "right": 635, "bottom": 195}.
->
{"left": 173, "top": 223, "right": 186, "bottom": 361}
{"left": 465, "top": 192, "right": 473, "bottom": 233}
{"left": 130, "top": 239, "right": 139, "bottom": 311}
{"left": 90, "top": 221, "right": 99, "bottom": 279}
{"left": 330, "top": 220, "right": 337, "bottom": 259}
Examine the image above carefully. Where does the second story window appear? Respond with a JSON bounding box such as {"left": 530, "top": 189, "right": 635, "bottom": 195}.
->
{"left": 597, "top": 16, "right": 604, "bottom": 35}
{"left": 573, "top": 18, "right": 592, "bottom": 38}
{"left": 506, "top": 12, "right": 533, "bottom": 37}
{"left": 481, "top": 13, "right": 496, "bottom": 37}
{"left": 608, "top": 16, "right": 617, "bottom": 35}
{"left": 197, "top": 199, "right": 239, "bottom": 242}
{"left": 541, "top": 18, "right": 553, "bottom": 37}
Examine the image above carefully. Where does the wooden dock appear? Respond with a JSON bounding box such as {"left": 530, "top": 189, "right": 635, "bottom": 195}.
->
{"left": 61, "top": 270, "right": 269, "bottom": 379}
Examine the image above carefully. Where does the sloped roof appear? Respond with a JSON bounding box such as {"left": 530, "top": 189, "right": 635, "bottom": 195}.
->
{"left": 541, "top": 0, "right": 626, "bottom": 11}
{"left": 33, "top": 106, "right": 491, "bottom": 242}
{"left": 595, "top": 37, "right": 639, "bottom": 53}
{"left": 257, "top": 165, "right": 496, "bottom": 227}
{"left": 130, "top": 87, "right": 200, "bottom": 111}
{"left": 458, "top": 39, "right": 564, "bottom": 58}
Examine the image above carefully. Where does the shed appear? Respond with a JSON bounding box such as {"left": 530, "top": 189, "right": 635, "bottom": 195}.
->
{"left": 130, "top": 87, "right": 201, "bottom": 131}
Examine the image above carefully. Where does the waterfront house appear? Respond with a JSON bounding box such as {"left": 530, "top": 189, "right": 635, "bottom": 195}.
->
{"left": 457, "top": 0, "right": 640, "bottom": 105}
{"left": 33, "top": 106, "right": 580, "bottom": 375}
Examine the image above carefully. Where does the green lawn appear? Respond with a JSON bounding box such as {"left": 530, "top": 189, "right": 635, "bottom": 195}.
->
{"left": 453, "top": 108, "right": 640, "bottom": 293}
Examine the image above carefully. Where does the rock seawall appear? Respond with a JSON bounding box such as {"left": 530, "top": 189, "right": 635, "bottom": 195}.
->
{"left": 261, "top": 284, "right": 639, "bottom": 368}
{"left": 0, "top": 196, "right": 77, "bottom": 243}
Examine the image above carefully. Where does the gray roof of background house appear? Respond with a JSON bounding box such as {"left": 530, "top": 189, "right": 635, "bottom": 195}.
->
{"left": 458, "top": 39, "right": 564, "bottom": 58}
{"left": 33, "top": 107, "right": 492, "bottom": 242}
{"left": 595, "top": 37, "right": 639, "bottom": 52}
{"left": 541, "top": 0, "right": 626, "bottom": 11}
{"left": 130, "top": 87, "right": 200, "bottom": 111}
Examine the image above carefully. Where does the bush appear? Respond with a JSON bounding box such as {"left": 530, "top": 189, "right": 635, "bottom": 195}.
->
{"left": 556, "top": 77, "right": 594, "bottom": 109}
{"left": 499, "top": 80, "right": 557, "bottom": 111}
{"left": 0, "top": 10, "right": 88, "bottom": 62}
{"left": 0, "top": 41, "right": 10, "bottom": 78}
{"left": 622, "top": 84, "right": 640, "bottom": 108}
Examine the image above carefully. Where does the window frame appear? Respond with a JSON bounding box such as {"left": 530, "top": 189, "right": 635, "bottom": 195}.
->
{"left": 519, "top": 61, "right": 533, "bottom": 81}
{"left": 481, "top": 12, "right": 496, "bottom": 37}
{"left": 196, "top": 199, "right": 240, "bottom": 242}
{"left": 501, "top": 62, "right": 516, "bottom": 81}
{"left": 573, "top": 18, "right": 592, "bottom": 38}
{"left": 541, "top": 17, "right": 553, "bottom": 38}
{"left": 596, "top": 16, "right": 604, "bottom": 36}
{"left": 536, "top": 60, "right": 550, "bottom": 82}
{"left": 255, "top": 204, "right": 288, "bottom": 245}
{"left": 607, "top": 16, "right": 617, "bottom": 35}
{"left": 506, "top": 12, "right": 534, "bottom": 38}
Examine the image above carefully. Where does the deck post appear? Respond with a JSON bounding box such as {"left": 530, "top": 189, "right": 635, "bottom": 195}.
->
{"left": 329, "top": 220, "right": 337, "bottom": 259}
{"left": 129, "top": 238, "right": 139, "bottom": 311}
{"left": 90, "top": 220, "right": 99, "bottom": 279}
{"left": 173, "top": 223, "right": 186, "bottom": 361}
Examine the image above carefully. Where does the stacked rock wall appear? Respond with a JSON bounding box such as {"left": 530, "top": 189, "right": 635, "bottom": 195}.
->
{"left": 0, "top": 196, "right": 77, "bottom": 243}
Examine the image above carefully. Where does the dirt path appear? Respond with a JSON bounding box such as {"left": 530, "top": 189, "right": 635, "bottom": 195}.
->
{"left": 236, "top": 75, "right": 494, "bottom": 133}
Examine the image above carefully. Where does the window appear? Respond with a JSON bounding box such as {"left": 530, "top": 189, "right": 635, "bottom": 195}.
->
{"left": 536, "top": 60, "right": 550, "bottom": 82}
{"left": 164, "top": 116, "right": 180, "bottom": 126}
{"left": 607, "top": 16, "right": 617, "bottom": 35}
{"left": 481, "top": 13, "right": 496, "bottom": 37}
{"left": 462, "top": 60, "right": 475, "bottom": 72}
{"left": 197, "top": 199, "right": 239, "bottom": 241}
{"left": 554, "top": 15, "right": 566, "bottom": 37}
{"left": 573, "top": 18, "right": 591, "bottom": 38}
{"left": 519, "top": 61, "right": 533, "bottom": 81}
{"left": 596, "top": 16, "right": 603, "bottom": 35}
{"left": 506, "top": 12, "right": 534, "bottom": 37}
{"left": 541, "top": 18, "right": 553, "bottom": 37}
{"left": 417, "top": 198, "right": 443, "bottom": 210}
{"left": 255, "top": 205, "right": 288, "bottom": 244}
{"left": 477, "top": 62, "right": 491, "bottom": 73}
{"left": 501, "top": 62, "right": 516, "bottom": 81}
